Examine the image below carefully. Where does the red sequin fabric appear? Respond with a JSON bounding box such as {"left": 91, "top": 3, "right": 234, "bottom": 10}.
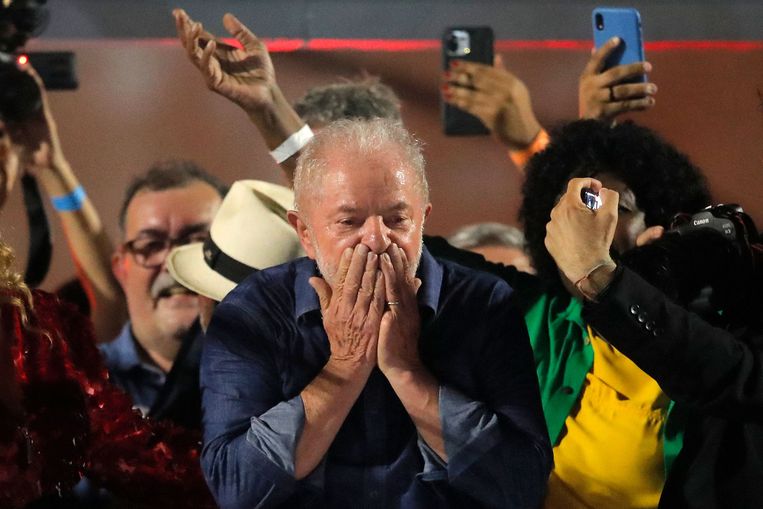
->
{"left": 0, "top": 290, "right": 216, "bottom": 508}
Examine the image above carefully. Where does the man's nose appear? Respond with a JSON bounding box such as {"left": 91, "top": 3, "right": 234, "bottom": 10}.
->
{"left": 361, "top": 215, "right": 391, "bottom": 254}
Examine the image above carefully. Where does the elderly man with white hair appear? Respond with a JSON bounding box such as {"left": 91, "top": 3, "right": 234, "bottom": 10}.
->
{"left": 200, "top": 118, "right": 551, "bottom": 509}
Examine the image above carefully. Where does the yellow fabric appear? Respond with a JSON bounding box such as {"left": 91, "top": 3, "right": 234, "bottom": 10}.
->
{"left": 544, "top": 326, "right": 669, "bottom": 509}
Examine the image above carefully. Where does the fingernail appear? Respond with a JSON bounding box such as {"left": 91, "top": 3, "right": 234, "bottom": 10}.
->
{"left": 644, "top": 62, "right": 652, "bottom": 72}
{"left": 647, "top": 84, "right": 657, "bottom": 93}
{"left": 610, "top": 36, "right": 620, "bottom": 44}
{"left": 382, "top": 253, "right": 391, "bottom": 264}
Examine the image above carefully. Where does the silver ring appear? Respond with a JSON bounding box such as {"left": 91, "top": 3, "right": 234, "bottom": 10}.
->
{"left": 386, "top": 301, "right": 400, "bottom": 306}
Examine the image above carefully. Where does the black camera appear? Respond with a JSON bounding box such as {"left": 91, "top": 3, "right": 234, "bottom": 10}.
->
{"left": 621, "top": 204, "right": 762, "bottom": 324}
{"left": 0, "top": 0, "right": 54, "bottom": 123}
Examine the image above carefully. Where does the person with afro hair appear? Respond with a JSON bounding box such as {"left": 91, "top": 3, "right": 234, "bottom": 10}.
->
{"left": 516, "top": 119, "right": 712, "bottom": 508}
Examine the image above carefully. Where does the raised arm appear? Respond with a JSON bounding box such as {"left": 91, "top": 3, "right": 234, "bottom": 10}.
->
{"left": 442, "top": 56, "right": 547, "bottom": 172}
{"left": 174, "top": 9, "right": 304, "bottom": 184}
{"left": 545, "top": 177, "right": 763, "bottom": 417}
{"left": 6, "top": 65, "right": 126, "bottom": 343}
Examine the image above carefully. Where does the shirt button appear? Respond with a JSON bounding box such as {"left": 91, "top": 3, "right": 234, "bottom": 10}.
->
{"left": 637, "top": 313, "right": 648, "bottom": 323}
{"left": 561, "top": 386, "right": 574, "bottom": 395}
{"left": 653, "top": 328, "right": 663, "bottom": 337}
{"left": 630, "top": 304, "right": 640, "bottom": 315}
{"left": 645, "top": 321, "right": 655, "bottom": 331}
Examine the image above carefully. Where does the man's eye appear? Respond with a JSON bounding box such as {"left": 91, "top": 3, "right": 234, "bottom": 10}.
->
{"left": 618, "top": 205, "right": 632, "bottom": 214}
{"left": 387, "top": 216, "right": 409, "bottom": 227}
{"left": 134, "top": 239, "right": 166, "bottom": 254}
{"left": 186, "top": 232, "right": 210, "bottom": 244}
{"left": 338, "top": 218, "right": 356, "bottom": 226}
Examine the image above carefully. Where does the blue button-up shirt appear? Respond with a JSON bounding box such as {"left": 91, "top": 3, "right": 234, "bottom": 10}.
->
{"left": 99, "top": 322, "right": 166, "bottom": 415}
{"left": 201, "top": 248, "right": 552, "bottom": 509}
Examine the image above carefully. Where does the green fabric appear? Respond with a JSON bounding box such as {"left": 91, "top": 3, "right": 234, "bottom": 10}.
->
{"left": 513, "top": 279, "right": 684, "bottom": 475}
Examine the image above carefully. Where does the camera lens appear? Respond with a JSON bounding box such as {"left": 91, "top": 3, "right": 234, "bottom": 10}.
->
{"left": 595, "top": 13, "right": 604, "bottom": 30}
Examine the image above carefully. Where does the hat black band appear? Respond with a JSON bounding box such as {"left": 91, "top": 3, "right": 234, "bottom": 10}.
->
{"left": 202, "top": 237, "right": 257, "bottom": 284}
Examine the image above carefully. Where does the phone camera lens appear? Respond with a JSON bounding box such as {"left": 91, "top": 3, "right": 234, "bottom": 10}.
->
{"left": 595, "top": 13, "right": 604, "bottom": 30}
{"left": 446, "top": 35, "right": 459, "bottom": 52}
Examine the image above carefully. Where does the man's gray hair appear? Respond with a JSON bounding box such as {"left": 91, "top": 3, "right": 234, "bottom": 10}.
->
{"left": 294, "top": 77, "right": 402, "bottom": 126}
{"left": 293, "top": 118, "right": 428, "bottom": 212}
{"left": 449, "top": 222, "right": 528, "bottom": 251}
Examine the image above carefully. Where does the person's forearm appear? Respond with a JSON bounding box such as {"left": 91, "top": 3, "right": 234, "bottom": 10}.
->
{"left": 36, "top": 160, "right": 126, "bottom": 341}
{"left": 245, "top": 85, "right": 305, "bottom": 186}
{"left": 385, "top": 367, "right": 447, "bottom": 461}
{"left": 295, "top": 359, "right": 370, "bottom": 479}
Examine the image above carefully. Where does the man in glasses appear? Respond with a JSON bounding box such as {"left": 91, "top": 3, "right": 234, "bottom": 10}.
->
{"left": 102, "top": 160, "right": 225, "bottom": 423}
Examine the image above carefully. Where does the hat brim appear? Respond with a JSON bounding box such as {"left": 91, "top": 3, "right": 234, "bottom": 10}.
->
{"left": 166, "top": 242, "right": 236, "bottom": 303}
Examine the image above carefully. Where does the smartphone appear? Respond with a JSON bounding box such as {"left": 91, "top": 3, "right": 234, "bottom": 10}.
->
{"left": 442, "top": 26, "right": 494, "bottom": 135}
{"left": 581, "top": 188, "right": 602, "bottom": 211}
{"left": 26, "top": 51, "right": 78, "bottom": 90}
{"left": 592, "top": 7, "right": 645, "bottom": 83}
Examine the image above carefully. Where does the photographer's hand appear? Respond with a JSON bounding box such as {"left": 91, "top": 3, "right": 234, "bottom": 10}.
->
{"left": 6, "top": 63, "right": 125, "bottom": 343}
{"left": 545, "top": 178, "right": 618, "bottom": 300}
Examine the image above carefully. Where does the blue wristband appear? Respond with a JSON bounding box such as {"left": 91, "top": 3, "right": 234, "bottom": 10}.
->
{"left": 51, "top": 185, "right": 86, "bottom": 212}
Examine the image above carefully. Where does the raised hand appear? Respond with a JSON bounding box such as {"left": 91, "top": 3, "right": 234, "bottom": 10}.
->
{"left": 4, "top": 64, "right": 67, "bottom": 176}
{"left": 309, "top": 244, "right": 386, "bottom": 377}
{"left": 173, "top": 9, "right": 278, "bottom": 113}
{"left": 545, "top": 178, "right": 618, "bottom": 285}
{"left": 442, "top": 55, "right": 542, "bottom": 150}
{"left": 578, "top": 36, "right": 657, "bottom": 122}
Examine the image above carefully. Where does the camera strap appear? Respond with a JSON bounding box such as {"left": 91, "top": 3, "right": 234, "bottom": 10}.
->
{"left": 21, "top": 172, "right": 52, "bottom": 287}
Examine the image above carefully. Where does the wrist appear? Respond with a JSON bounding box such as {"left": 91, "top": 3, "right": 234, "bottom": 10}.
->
{"left": 325, "top": 355, "right": 373, "bottom": 384}
{"left": 509, "top": 116, "right": 542, "bottom": 150}
{"left": 381, "top": 360, "right": 427, "bottom": 382}
{"left": 574, "top": 260, "right": 618, "bottom": 302}
{"left": 508, "top": 127, "right": 550, "bottom": 169}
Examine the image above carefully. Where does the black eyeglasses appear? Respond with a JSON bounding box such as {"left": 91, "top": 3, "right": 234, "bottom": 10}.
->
{"left": 122, "top": 231, "right": 209, "bottom": 268}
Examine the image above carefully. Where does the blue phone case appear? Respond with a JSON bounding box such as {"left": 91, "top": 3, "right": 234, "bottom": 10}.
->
{"left": 592, "top": 7, "right": 645, "bottom": 82}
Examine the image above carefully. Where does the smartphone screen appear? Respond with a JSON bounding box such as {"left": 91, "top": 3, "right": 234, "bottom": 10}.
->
{"left": 442, "top": 26, "right": 494, "bottom": 135}
{"left": 592, "top": 7, "right": 646, "bottom": 83}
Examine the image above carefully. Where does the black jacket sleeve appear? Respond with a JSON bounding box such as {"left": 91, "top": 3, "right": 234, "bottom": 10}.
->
{"left": 582, "top": 267, "right": 763, "bottom": 420}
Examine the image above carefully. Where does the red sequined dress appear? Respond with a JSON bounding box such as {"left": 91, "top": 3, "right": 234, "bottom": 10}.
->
{"left": 0, "top": 290, "right": 215, "bottom": 508}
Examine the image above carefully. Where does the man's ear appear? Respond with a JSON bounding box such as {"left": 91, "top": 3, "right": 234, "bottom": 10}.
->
{"left": 111, "top": 250, "right": 128, "bottom": 289}
{"left": 287, "top": 210, "right": 316, "bottom": 260}
{"left": 423, "top": 203, "right": 432, "bottom": 223}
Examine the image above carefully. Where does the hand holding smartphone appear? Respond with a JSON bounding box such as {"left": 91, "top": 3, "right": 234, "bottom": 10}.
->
{"left": 579, "top": 7, "right": 655, "bottom": 120}
{"left": 441, "top": 26, "right": 494, "bottom": 135}
{"left": 592, "top": 7, "right": 646, "bottom": 83}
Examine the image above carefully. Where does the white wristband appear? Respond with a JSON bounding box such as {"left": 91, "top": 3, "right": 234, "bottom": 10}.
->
{"left": 269, "top": 124, "right": 314, "bottom": 164}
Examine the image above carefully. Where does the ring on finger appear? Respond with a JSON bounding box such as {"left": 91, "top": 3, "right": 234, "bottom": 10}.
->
{"left": 386, "top": 301, "right": 400, "bottom": 307}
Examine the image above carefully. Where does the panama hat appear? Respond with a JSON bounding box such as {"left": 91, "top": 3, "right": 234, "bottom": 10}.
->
{"left": 166, "top": 179, "right": 304, "bottom": 302}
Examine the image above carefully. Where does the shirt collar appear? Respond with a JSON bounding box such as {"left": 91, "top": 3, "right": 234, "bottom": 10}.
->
{"left": 294, "top": 245, "right": 443, "bottom": 320}
{"left": 103, "top": 321, "right": 165, "bottom": 376}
